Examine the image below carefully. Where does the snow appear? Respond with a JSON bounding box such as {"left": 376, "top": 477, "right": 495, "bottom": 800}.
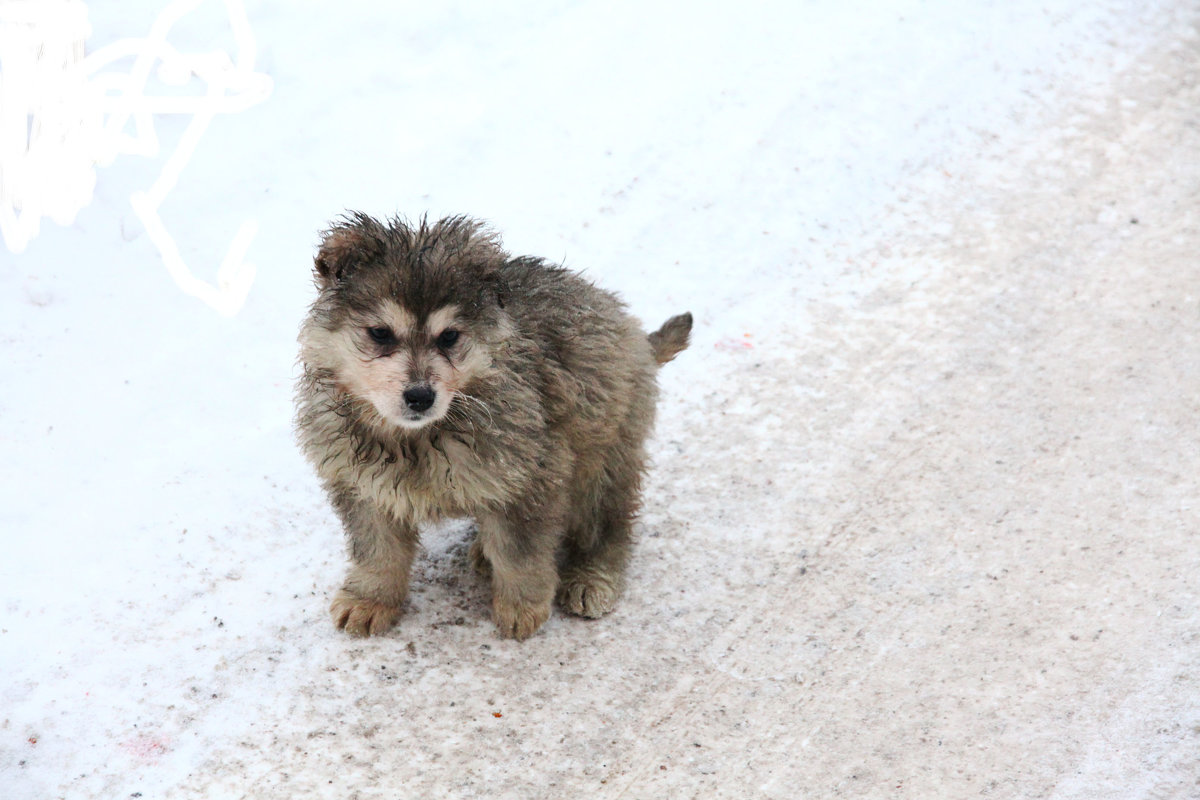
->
{"left": 2, "top": 1, "right": 1197, "bottom": 797}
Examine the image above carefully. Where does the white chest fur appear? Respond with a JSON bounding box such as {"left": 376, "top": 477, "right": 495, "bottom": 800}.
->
{"left": 313, "top": 424, "right": 523, "bottom": 524}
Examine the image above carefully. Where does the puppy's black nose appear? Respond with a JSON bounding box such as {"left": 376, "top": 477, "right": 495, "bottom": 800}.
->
{"left": 403, "top": 385, "right": 436, "bottom": 413}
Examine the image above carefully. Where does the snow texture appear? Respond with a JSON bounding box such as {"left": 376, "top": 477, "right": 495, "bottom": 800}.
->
{"left": 3, "top": 1, "right": 1199, "bottom": 798}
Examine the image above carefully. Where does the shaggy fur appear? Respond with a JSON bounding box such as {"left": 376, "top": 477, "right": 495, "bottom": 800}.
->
{"left": 296, "top": 213, "right": 691, "bottom": 640}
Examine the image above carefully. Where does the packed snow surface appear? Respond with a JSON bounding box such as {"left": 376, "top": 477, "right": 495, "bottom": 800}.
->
{"left": 3, "top": 1, "right": 1198, "bottom": 797}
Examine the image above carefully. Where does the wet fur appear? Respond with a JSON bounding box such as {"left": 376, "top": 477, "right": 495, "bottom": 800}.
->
{"left": 296, "top": 213, "right": 691, "bottom": 640}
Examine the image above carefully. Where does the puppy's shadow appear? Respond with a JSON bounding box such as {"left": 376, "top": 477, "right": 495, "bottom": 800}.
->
{"left": 408, "top": 519, "right": 491, "bottom": 625}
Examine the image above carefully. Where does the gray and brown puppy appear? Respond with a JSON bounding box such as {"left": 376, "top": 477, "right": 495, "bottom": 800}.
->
{"left": 296, "top": 213, "right": 691, "bottom": 640}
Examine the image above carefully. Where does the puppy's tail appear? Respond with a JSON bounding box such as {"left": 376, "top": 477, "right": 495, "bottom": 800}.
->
{"left": 648, "top": 312, "right": 693, "bottom": 365}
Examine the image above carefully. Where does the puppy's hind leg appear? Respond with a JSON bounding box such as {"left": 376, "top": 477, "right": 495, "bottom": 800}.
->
{"left": 467, "top": 530, "right": 492, "bottom": 577}
{"left": 328, "top": 488, "right": 418, "bottom": 637}
{"left": 558, "top": 467, "right": 639, "bottom": 619}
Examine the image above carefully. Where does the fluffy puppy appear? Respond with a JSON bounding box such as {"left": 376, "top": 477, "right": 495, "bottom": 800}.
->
{"left": 296, "top": 213, "right": 691, "bottom": 640}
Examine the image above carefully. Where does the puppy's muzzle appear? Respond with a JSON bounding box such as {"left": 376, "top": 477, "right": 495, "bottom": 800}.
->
{"left": 403, "top": 384, "right": 436, "bottom": 413}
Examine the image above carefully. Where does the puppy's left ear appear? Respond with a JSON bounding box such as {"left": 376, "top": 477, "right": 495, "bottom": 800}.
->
{"left": 314, "top": 215, "right": 382, "bottom": 289}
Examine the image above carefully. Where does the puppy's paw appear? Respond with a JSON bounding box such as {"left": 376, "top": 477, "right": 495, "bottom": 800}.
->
{"left": 468, "top": 538, "right": 492, "bottom": 577}
{"left": 330, "top": 589, "right": 401, "bottom": 637}
{"left": 557, "top": 571, "right": 620, "bottom": 619}
{"left": 492, "top": 597, "right": 551, "bottom": 641}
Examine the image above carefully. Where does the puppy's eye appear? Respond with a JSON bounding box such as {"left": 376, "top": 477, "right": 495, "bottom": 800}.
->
{"left": 366, "top": 326, "right": 395, "bottom": 345}
{"left": 436, "top": 329, "right": 460, "bottom": 349}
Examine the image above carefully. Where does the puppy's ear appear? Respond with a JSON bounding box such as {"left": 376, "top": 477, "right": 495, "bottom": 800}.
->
{"left": 482, "top": 270, "right": 508, "bottom": 310}
{"left": 314, "top": 215, "right": 383, "bottom": 288}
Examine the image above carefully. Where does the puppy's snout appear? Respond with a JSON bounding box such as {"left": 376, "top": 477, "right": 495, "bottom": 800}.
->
{"left": 403, "top": 385, "right": 436, "bottom": 413}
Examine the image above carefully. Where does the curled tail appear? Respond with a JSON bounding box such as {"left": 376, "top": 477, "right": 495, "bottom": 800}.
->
{"left": 648, "top": 312, "right": 693, "bottom": 365}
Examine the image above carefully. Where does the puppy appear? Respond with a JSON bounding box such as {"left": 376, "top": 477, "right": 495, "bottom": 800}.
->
{"left": 296, "top": 213, "right": 691, "bottom": 640}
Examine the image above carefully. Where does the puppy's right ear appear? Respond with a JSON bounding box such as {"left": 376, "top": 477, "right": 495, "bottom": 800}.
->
{"left": 314, "top": 216, "right": 382, "bottom": 289}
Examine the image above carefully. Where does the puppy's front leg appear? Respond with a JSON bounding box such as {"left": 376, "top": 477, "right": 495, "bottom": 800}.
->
{"left": 328, "top": 490, "right": 417, "bottom": 637}
{"left": 476, "top": 508, "right": 561, "bottom": 640}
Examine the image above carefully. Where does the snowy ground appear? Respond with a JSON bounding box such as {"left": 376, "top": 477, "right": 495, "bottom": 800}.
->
{"left": 3, "top": 1, "right": 1199, "bottom": 797}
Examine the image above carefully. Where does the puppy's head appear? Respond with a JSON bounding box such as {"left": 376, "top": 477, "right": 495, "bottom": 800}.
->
{"left": 301, "top": 213, "right": 510, "bottom": 432}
